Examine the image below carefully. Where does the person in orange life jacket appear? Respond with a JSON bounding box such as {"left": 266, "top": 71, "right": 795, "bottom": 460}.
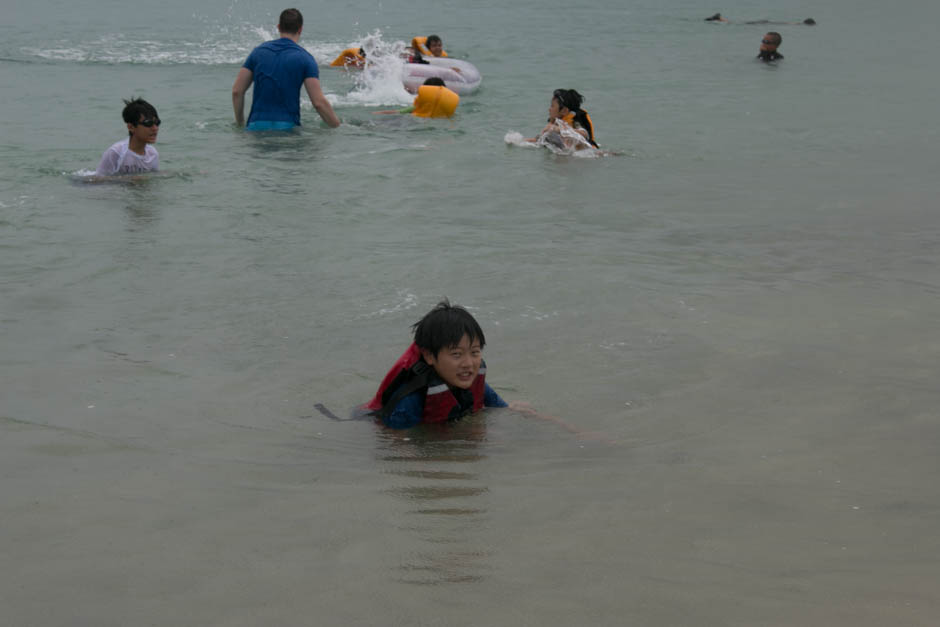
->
{"left": 526, "top": 89, "right": 599, "bottom": 149}
{"left": 365, "top": 300, "right": 513, "bottom": 429}
{"left": 407, "top": 34, "right": 446, "bottom": 62}
{"left": 373, "top": 77, "right": 459, "bottom": 118}
{"left": 330, "top": 46, "right": 366, "bottom": 69}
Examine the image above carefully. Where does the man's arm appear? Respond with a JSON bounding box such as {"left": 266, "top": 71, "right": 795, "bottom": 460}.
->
{"left": 304, "top": 77, "right": 341, "bottom": 128}
{"left": 231, "top": 68, "right": 253, "bottom": 127}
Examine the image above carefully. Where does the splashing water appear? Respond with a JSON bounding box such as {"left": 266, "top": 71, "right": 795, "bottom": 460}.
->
{"left": 22, "top": 24, "right": 416, "bottom": 108}
{"left": 505, "top": 121, "right": 610, "bottom": 158}
{"left": 329, "top": 30, "right": 413, "bottom": 107}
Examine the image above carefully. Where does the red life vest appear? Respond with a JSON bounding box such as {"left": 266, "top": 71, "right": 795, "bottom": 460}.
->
{"left": 365, "top": 343, "right": 486, "bottom": 423}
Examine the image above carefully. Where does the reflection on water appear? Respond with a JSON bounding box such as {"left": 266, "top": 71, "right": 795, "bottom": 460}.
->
{"left": 123, "top": 184, "right": 162, "bottom": 231}
{"left": 374, "top": 416, "right": 493, "bottom": 585}
{"left": 123, "top": 202, "right": 159, "bottom": 228}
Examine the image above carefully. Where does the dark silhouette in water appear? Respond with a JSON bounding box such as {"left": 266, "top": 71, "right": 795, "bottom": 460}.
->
{"left": 705, "top": 12, "right": 816, "bottom": 25}
{"left": 757, "top": 32, "right": 784, "bottom": 62}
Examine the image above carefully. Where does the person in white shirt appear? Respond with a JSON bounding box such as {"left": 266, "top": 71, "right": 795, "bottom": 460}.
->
{"left": 95, "top": 98, "right": 160, "bottom": 176}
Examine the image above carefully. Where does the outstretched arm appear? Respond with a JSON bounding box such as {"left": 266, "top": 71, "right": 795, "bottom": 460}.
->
{"left": 231, "top": 68, "right": 253, "bottom": 127}
{"left": 374, "top": 106, "right": 415, "bottom": 115}
{"left": 525, "top": 121, "right": 556, "bottom": 143}
{"left": 507, "top": 401, "right": 580, "bottom": 434}
{"left": 505, "top": 400, "right": 614, "bottom": 441}
{"left": 304, "top": 77, "right": 341, "bottom": 128}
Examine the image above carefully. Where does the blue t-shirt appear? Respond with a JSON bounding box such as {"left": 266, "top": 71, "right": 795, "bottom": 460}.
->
{"left": 243, "top": 38, "right": 320, "bottom": 126}
{"left": 384, "top": 383, "right": 508, "bottom": 429}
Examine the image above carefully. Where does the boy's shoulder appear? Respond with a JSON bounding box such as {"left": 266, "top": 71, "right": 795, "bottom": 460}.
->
{"left": 104, "top": 137, "right": 130, "bottom": 152}
{"left": 103, "top": 138, "right": 157, "bottom": 157}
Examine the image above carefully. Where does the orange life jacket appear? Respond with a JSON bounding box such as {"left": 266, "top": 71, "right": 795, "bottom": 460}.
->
{"left": 412, "top": 85, "right": 460, "bottom": 118}
{"left": 330, "top": 47, "right": 366, "bottom": 68}
{"left": 411, "top": 36, "right": 448, "bottom": 57}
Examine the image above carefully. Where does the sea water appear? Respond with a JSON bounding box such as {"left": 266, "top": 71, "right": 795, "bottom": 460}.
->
{"left": 2, "top": 0, "right": 940, "bottom": 624}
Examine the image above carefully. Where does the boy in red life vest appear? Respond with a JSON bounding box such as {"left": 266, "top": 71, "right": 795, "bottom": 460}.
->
{"left": 364, "top": 300, "right": 510, "bottom": 429}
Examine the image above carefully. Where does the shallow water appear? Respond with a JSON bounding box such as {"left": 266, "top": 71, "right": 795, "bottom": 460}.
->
{"left": 3, "top": 0, "right": 940, "bottom": 624}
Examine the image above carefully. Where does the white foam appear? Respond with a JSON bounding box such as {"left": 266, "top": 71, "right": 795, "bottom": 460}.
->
{"left": 328, "top": 30, "right": 412, "bottom": 107}
{"left": 360, "top": 291, "right": 419, "bottom": 318}
{"left": 504, "top": 131, "right": 535, "bottom": 147}
{"left": 23, "top": 27, "right": 415, "bottom": 108}
{"left": 506, "top": 123, "right": 609, "bottom": 158}
{"left": 23, "top": 24, "right": 275, "bottom": 65}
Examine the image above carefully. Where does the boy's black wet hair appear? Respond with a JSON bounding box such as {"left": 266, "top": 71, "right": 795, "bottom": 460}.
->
{"left": 426, "top": 34, "right": 442, "bottom": 47}
{"left": 552, "top": 88, "right": 584, "bottom": 113}
{"left": 422, "top": 77, "right": 446, "bottom": 87}
{"left": 765, "top": 32, "right": 782, "bottom": 46}
{"left": 412, "top": 299, "right": 485, "bottom": 356}
{"left": 279, "top": 8, "right": 303, "bottom": 34}
{"left": 122, "top": 98, "right": 158, "bottom": 135}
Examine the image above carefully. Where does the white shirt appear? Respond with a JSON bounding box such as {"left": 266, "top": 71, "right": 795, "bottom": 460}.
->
{"left": 95, "top": 138, "right": 159, "bottom": 176}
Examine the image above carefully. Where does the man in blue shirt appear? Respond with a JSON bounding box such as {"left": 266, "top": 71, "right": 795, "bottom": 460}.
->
{"left": 231, "top": 8, "right": 340, "bottom": 130}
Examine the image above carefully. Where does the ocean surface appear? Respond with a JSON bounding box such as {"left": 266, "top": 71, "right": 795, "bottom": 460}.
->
{"left": 3, "top": 0, "right": 940, "bottom": 624}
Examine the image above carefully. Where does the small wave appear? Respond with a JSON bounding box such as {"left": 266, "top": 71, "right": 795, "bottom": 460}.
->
{"left": 359, "top": 292, "right": 420, "bottom": 319}
{"left": 68, "top": 169, "right": 185, "bottom": 184}
{"left": 22, "top": 24, "right": 276, "bottom": 65}
{"left": 20, "top": 27, "right": 420, "bottom": 111}
{"left": 19, "top": 26, "right": 411, "bottom": 81}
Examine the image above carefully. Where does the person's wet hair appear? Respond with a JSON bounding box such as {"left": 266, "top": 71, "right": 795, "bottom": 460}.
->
{"left": 552, "top": 89, "right": 598, "bottom": 148}
{"left": 122, "top": 98, "right": 159, "bottom": 135}
{"left": 412, "top": 299, "right": 485, "bottom": 357}
{"left": 552, "top": 88, "right": 583, "bottom": 113}
{"left": 765, "top": 32, "right": 782, "bottom": 46}
{"left": 422, "top": 77, "right": 446, "bottom": 87}
{"left": 426, "top": 35, "right": 442, "bottom": 47}
{"left": 278, "top": 8, "right": 303, "bottom": 34}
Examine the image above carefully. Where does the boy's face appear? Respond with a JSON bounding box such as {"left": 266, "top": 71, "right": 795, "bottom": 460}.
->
{"left": 548, "top": 97, "right": 566, "bottom": 121}
{"left": 422, "top": 334, "right": 482, "bottom": 390}
{"left": 760, "top": 34, "right": 778, "bottom": 52}
{"left": 126, "top": 113, "right": 160, "bottom": 144}
{"left": 428, "top": 40, "right": 444, "bottom": 56}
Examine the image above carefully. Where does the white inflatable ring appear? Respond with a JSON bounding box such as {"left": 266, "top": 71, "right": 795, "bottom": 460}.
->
{"left": 402, "top": 57, "right": 481, "bottom": 95}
